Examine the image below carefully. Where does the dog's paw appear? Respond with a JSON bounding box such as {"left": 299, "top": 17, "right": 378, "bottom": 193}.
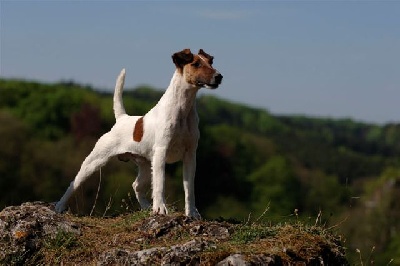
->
{"left": 54, "top": 202, "right": 67, "bottom": 213}
{"left": 138, "top": 198, "right": 151, "bottom": 210}
{"left": 152, "top": 201, "right": 168, "bottom": 215}
{"left": 186, "top": 207, "right": 202, "bottom": 220}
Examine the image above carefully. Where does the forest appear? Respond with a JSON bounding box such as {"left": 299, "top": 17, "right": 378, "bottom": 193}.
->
{"left": 1, "top": 78, "right": 399, "bottom": 263}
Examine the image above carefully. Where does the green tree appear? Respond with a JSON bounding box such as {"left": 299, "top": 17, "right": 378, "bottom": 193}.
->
{"left": 0, "top": 111, "right": 29, "bottom": 207}
{"left": 248, "top": 156, "right": 301, "bottom": 217}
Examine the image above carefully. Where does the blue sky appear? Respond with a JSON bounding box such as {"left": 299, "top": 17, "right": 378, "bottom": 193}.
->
{"left": 1, "top": 1, "right": 399, "bottom": 124}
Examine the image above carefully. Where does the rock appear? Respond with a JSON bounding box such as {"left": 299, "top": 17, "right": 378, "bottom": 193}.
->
{"left": 98, "top": 247, "right": 166, "bottom": 265}
{"left": 0, "top": 201, "right": 80, "bottom": 264}
{"left": 137, "top": 214, "right": 231, "bottom": 240}
{"left": 217, "top": 254, "right": 251, "bottom": 266}
{"left": 138, "top": 215, "right": 189, "bottom": 238}
{"left": 162, "top": 239, "right": 208, "bottom": 265}
{"left": 217, "top": 254, "right": 278, "bottom": 265}
{"left": 190, "top": 223, "right": 231, "bottom": 239}
{"left": 97, "top": 239, "right": 209, "bottom": 265}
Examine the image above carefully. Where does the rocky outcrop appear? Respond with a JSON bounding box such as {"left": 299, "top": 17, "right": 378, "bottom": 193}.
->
{"left": 0, "top": 201, "right": 80, "bottom": 264}
{"left": 0, "top": 202, "right": 349, "bottom": 265}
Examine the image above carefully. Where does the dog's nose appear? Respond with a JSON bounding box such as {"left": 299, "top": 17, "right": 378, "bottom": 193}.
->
{"left": 215, "top": 73, "right": 223, "bottom": 84}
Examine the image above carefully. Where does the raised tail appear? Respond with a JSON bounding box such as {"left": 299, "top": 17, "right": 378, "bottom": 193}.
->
{"left": 113, "top": 68, "right": 127, "bottom": 120}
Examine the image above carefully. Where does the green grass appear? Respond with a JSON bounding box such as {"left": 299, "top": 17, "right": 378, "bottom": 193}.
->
{"left": 231, "top": 224, "right": 277, "bottom": 244}
{"left": 44, "top": 231, "right": 79, "bottom": 250}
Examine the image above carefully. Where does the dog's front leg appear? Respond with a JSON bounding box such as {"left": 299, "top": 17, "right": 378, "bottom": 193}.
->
{"left": 183, "top": 150, "right": 201, "bottom": 219}
{"left": 151, "top": 147, "right": 168, "bottom": 215}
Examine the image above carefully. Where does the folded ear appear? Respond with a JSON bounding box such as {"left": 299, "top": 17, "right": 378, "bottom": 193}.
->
{"left": 172, "top": 49, "right": 194, "bottom": 69}
{"left": 198, "top": 49, "right": 214, "bottom": 65}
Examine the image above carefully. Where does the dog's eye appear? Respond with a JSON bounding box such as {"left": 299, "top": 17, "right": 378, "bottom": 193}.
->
{"left": 192, "top": 61, "right": 201, "bottom": 68}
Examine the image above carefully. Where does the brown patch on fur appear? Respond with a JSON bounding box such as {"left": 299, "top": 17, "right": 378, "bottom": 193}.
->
{"left": 172, "top": 49, "right": 194, "bottom": 72}
{"left": 133, "top": 116, "right": 144, "bottom": 142}
{"left": 198, "top": 49, "right": 214, "bottom": 65}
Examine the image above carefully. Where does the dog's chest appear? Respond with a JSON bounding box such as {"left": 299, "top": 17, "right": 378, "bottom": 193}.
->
{"left": 165, "top": 117, "right": 198, "bottom": 163}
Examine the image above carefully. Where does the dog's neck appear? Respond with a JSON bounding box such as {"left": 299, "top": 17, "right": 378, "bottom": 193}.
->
{"left": 156, "top": 70, "right": 199, "bottom": 120}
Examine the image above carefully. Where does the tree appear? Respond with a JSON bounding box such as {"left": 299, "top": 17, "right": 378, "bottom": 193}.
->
{"left": 248, "top": 156, "right": 301, "bottom": 217}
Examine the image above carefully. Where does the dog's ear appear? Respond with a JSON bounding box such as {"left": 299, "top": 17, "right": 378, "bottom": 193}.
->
{"left": 198, "top": 49, "right": 214, "bottom": 65}
{"left": 172, "top": 49, "right": 194, "bottom": 69}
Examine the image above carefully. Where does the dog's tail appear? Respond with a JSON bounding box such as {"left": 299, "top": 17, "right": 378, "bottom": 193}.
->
{"left": 113, "top": 68, "right": 127, "bottom": 120}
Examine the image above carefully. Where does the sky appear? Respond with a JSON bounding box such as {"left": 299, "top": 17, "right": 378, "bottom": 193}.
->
{"left": 1, "top": 1, "right": 399, "bottom": 124}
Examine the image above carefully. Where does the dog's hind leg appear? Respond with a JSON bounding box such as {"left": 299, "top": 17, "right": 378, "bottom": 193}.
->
{"left": 132, "top": 158, "right": 151, "bottom": 210}
{"left": 55, "top": 132, "right": 117, "bottom": 213}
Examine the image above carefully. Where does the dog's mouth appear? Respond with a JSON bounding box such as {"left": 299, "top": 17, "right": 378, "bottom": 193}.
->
{"left": 205, "top": 83, "right": 220, "bottom": 89}
{"left": 197, "top": 81, "right": 220, "bottom": 89}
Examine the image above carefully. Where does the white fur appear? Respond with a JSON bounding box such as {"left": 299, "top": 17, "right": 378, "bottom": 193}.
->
{"left": 55, "top": 52, "right": 222, "bottom": 218}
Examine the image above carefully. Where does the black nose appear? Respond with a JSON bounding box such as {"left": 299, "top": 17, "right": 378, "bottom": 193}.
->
{"left": 215, "top": 73, "right": 223, "bottom": 84}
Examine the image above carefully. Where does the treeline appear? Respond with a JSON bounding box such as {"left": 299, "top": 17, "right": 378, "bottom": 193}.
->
{"left": 1, "top": 79, "right": 399, "bottom": 263}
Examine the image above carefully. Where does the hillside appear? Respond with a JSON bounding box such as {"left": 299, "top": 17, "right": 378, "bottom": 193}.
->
{"left": 0, "top": 78, "right": 399, "bottom": 263}
{"left": 0, "top": 202, "right": 348, "bottom": 265}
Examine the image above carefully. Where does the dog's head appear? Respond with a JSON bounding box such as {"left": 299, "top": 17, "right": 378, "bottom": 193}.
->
{"left": 172, "top": 48, "right": 223, "bottom": 89}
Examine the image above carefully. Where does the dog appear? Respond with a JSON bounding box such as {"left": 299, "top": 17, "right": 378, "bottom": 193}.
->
{"left": 55, "top": 48, "right": 223, "bottom": 218}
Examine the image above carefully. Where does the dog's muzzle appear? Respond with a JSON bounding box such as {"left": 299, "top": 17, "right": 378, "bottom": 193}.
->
{"left": 206, "top": 72, "right": 223, "bottom": 89}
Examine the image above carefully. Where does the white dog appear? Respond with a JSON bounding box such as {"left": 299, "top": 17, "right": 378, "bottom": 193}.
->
{"left": 55, "top": 48, "right": 223, "bottom": 218}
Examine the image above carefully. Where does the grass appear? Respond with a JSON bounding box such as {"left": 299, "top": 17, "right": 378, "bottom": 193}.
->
{"left": 231, "top": 223, "right": 277, "bottom": 244}
{"left": 45, "top": 231, "right": 79, "bottom": 250}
